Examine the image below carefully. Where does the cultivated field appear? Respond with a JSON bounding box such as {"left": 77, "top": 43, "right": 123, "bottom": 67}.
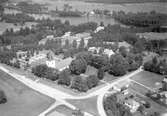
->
{"left": 0, "top": 70, "right": 54, "bottom": 116}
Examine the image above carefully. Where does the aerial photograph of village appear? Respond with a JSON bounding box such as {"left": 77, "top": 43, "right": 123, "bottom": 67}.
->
{"left": 0, "top": 0, "right": 167, "bottom": 116}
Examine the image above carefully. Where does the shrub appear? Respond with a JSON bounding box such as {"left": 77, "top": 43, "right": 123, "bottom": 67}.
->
{"left": 87, "top": 75, "right": 99, "bottom": 89}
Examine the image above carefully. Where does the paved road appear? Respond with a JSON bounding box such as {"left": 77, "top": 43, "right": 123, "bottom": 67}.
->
{"left": 0, "top": 65, "right": 143, "bottom": 116}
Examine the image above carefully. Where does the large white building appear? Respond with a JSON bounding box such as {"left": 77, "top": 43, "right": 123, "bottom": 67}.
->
{"left": 61, "top": 32, "right": 92, "bottom": 47}
{"left": 46, "top": 57, "right": 73, "bottom": 71}
{"left": 88, "top": 47, "right": 115, "bottom": 57}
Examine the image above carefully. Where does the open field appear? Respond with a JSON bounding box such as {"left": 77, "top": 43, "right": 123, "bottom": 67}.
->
{"left": 130, "top": 71, "right": 164, "bottom": 89}
{"left": 66, "top": 96, "right": 100, "bottom": 116}
{"left": 0, "top": 70, "right": 54, "bottom": 116}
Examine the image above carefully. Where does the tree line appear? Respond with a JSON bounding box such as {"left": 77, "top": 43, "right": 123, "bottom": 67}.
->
{"left": 112, "top": 10, "right": 167, "bottom": 27}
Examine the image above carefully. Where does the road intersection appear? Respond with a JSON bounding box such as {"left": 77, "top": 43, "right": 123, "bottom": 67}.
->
{"left": 0, "top": 65, "right": 143, "bottom": 116}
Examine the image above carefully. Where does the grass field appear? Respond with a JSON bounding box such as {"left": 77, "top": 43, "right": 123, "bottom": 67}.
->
{"left": 0, "top": 70, "right": 54, "bottom": 116}
{"left": 66, "top": 96, "right": 100, "bottom": 116}
{"left": 131, "top": 71, "right": 164, "bottom": 89}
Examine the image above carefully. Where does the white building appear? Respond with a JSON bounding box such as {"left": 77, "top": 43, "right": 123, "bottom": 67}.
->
{"left": 38, "top": 35, "right": 60, "bottom": 45}
{"left": 94, "top": 26, "right": 104, "bottom": 33}
{"left": 125, "top": 99, "right": 140, "bottom": 113}
{"left": 88, "top": 47, "right": 101, "bottom": 53}
{"left": 103, "top": 49, "right": 115, "bottom": 57}
{"left": 46, "top": 57, "right": 73, "bottom": 71}
{"left": 62, "top": 32, "right": 92, "bottom": 47}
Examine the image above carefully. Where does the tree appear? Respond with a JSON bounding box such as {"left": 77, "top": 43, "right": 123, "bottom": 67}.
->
{"left": 58, "top": 69, "right": 71, "bottom": 86}
{"left": 143, "top": 57, "right": 167, "bottom": 75}
{"left": 133, "top": 39, "right": 146, "bottom": 53}
{"left": 109, "top": 54, "right": 128, "bottom": 76}
{"left": 100, "top": 21, "right": 104, "bottom": 27}
{"left": 78, "top": 38, "right": 85, "bottom": 51}
{"left": 97, "top": 68, "right": 105, "bottom": 80}
{"left": 0, "top": 0, "right": 8, "bottom": 16}
{"left": 119, "top": 46, "right": 128, "bottom": 57}
{"left": 32, "top": 64, "right": 49, "bottom": 78}
{"left": 64, "top": 39, "right": 70, "bottom": 48}
{"left": 69, "top": 58, "right": 87, "bottom": 75}
{"left": 13, "top": 60, "right": 20, "bottom": 69}
{"left": 148, "top": 112, "right": 160, "bottom": 116}
{"left": 44, "top": 69, "right": 59, "bottom": 81}
{"left": 31, "top": 64, "right": 59, "bottom": 81}
{"left": 87, "top": 75, "right": 99, "bottom": 89}
{"left": 137, "top": 105, "right": 145, "bottom": 115}
{"left": 91, "top": 55, "right": 109, "bottom": 69}
{"left": 125, "top": 53, "right": 141, "bottom": 71}
{"left": 162, "top": 80, "right": 167, "bottom": 91}
{"left": 72, "top": 109, "right": 84, "bottom": 116}
{"left": 76, "top": 52, "right": 93, "bottom": 65}
{"left": 71, "top": 76, "right": 89, "bottom": 92}
{"left": 104, "top": 94, "right": 132, "bottom": 116}
{"left": 72, "top": 40, "right": 77, "bottom": 49}
{"left": 99, "top": 47, "right": 104, "bottom": 54}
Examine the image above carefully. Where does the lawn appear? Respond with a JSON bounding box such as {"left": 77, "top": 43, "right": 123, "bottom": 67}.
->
{"left": 0, "top": 70, "right": 54, "bottom": 116}
{"left": 103, "top": 72, "right": 118, "bottom": 82}
{"left": 85, "top": 65, "right": 97, "bottom": 76}
{"left": 66, "top": 96, "right": 100, "bottom": 116}
{"left": 130, "top": 71, "right": 164, "bottom": 89}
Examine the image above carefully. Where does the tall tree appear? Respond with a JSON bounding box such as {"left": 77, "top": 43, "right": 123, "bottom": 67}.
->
{"left": 78, "top": 38, "right": 85, "bottom": 50}
{"left": 72, "top": 40, "right": 77, "bottom": 49}
{"left": 64, "top": 39, "right": 70, "bottom": 48}
{"left": 97, "top": 68, "right": 105, "bottom": 80}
